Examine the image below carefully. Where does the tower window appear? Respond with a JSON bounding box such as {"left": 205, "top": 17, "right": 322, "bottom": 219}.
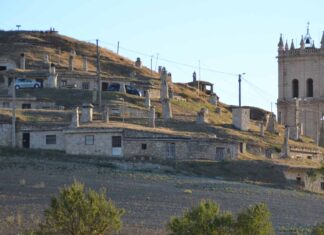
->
{"left": 307, "top": 78, "right": 313, "bottom": 97}
{"left": 292, "top": 79, "right": 299, "bottom": 98}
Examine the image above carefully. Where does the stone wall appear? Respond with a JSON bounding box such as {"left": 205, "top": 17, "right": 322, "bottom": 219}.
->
{"left": 0, "top": 123, "right": 12, "bottom": 146}
{"left": 17, "top": 130, "right": 65, "bottom": 150}
{"left": 232, "top": 108, "right": 250, "bottom": 131}
{"left": 64, "top": 129, "right": 123, "bottom": 157}
{"left": 0, "top": 100, "right": 56, "bottom": 109}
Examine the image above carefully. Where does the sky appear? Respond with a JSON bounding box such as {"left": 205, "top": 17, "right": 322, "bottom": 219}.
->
{"left": 1, "top": 0, "right": 324, "bottom": 112}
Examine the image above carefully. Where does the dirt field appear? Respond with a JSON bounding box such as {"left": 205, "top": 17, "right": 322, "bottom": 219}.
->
{"left": 0, "top": 150, "right": 323, "bottom": 234}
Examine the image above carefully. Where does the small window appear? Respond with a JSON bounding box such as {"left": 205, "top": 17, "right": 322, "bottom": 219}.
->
{"left": 61, "top": 80, "right": 67, "bottom": 87}
{"left": 85, "top": 135, "right": 94, "bottom": 145}
{"left": 292, "top": 79, "right": 299, "bottom": 98}
{"left": 141, "top": 143, "right": 147, "bottom": 150}
{"left": 321, "top": 182, "right": 324, "bottom": 190}
{"left": 2, "top": 102, "right": 10, "bottom": 108}
{"left": 167, "top": 143, "right": 176, "bottom": 158}
{"left": 296, "top": 177, "right": 302, "bottom": 184}
{"left": 46, "top": 135, "right": 56, "bottom": 145}
{"left": 278, "top": 112, "right": 282, "bottom": 124}
{"left": 306, "top": 78, "right": 313, "bottom": 97}
{"left": 112, "top": 136, "right": 122, "bottom": 148}
{"left": 22, "top": 103, "right": 31, "bottom": 109}
{"left": 82, "top": 82, "right": 90, "bottom": 90}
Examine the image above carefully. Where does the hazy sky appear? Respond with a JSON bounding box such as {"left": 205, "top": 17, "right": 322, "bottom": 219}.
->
{"left": 2, "top": 0, "right": 324, "bottom": 111}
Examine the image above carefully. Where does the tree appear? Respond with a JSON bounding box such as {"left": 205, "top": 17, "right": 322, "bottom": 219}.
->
{"left": 167, "top": 200, "right": 234, "bottom": 235}
{"left": 312, "top": 223, "right": 324, "bottom": 235}
{"left": 38, "top": 180, "right": 124, "bottom": 235}
{"left": 167, "top": 201, "right": 275, "bottom": 235}
{"left": 235, "top": 203, "right": 274, "bottom": 235}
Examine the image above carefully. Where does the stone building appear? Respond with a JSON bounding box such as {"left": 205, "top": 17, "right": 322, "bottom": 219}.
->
{"left": 0, "top": 110, "right": 244, "bottom": 161}
{"left": 277, "top": 25, "right": 324, "bottom": 144}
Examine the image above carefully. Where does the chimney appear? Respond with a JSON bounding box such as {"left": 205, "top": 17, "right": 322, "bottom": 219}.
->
{"left": 83, "top": 56, "right": 88, "bottom": 72}
{"left": 44, "top": 54, "right": 49, "bottom": 63}
{"left": 70, "top": 107, "right": 80, "bottom": 128}
{"left": 50, "top": 63, "right": 56, "bottom": 74}
{"left": 81, "top": 103, "right": 94, "bottom": 123}
{"left": 135, "top": 57, "right": 142, "bottom": 68}
{"left": 20, "top": 53, "right": 25, "bottom": 70}
{"left": 69, "top": 55, "right": 74, "bottom": 71}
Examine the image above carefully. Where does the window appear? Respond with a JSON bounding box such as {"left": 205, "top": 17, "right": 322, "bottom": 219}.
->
{"left": 85, "top": 135, "right": 94, "bottom": 145}
{"left": 2, "top": 102, "right": 9, "bottom": 108}
{"left": 82, "top": 82, "right": 90, "bottom": 90}
{"left": 141, "top": 143, "right": 147, "bottom": 150}
{"left": 22, "top": 103, "right": 31, "bottom": 109}
{"left": 167, "top": 143, "right": 176, "bottom": 158}
{"left": 278, "top": 111, "right": 282, "bottom": 124}
{"left": 112, "top": 136, "right": 122, "bottom": 148}
{"left": 321, "top": 182, "right": 324, "bottom": 191}
{"left": 46, "top": 135, "right": 56, "bottom": 145}
{"left": 292, "top": 79, "right": 299, "bottom": 98}
{"left": 216, "top": 147, "right": 226, "bottom": 160}
{"left": 61, "top": 80, "right": 67, "bottom": 87}
{"left": 0, "top": 66, "right": 7, "bottom": 71}
{"left": 296, "top": 177, "right": 302, "bottom": 185}
{"left": 306, "top": 78, "right": 313, "bottom": 97}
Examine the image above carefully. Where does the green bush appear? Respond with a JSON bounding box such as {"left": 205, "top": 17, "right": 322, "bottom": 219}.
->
{"left": 37, "top": 180, "right": 124, "bottom": 235}
{"left": 167, "top": 200, "right": 275, "bottom": 235}
{"left": 168, "top": 200, "right": 234, "bottom": 235}
{"left": 235, "top": 203, "right": 274, "bottom": 235}
{"left": 312, "top": 223, "right": 324, "bottom": 235}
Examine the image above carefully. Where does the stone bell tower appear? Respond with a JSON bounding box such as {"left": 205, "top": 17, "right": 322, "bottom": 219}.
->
{"left": 277, "top": 23, "right": 324, "bottom": 144}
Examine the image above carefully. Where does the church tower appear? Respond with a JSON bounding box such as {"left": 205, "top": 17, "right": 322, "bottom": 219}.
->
{"left": 277, "top": 23, "right": 324, "bottom": 144}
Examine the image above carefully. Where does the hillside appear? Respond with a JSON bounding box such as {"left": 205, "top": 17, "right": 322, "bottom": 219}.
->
{"left": 0, "top": 30, "right": 160, "bottom": 86}
{"left": 0, "top": 29, "right": 323, "bottom": 169}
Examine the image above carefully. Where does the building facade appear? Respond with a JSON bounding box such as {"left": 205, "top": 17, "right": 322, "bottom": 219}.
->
{"left": 277, "top": 26, "right": 324, "bottom": 143}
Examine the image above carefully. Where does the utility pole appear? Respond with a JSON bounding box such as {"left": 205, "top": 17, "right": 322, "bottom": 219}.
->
{"left": 198, "top": 60, "right": 201, "bottom": 97}
{"left": 96, "top": 39, "right": 102, "bottom": 109}
{"left": 238, "top": 73, "right": 246, "bottom": 107}
{"left": 155, "top": 53, "right": 159, "bottom": 71}
{"left": 238, "top": 74, "right": 242, "bottom": 107}
{"left": 11, "top": 79, "right": 16, "bottom": 147}
{"left": 117, "top": 41, "right": 120, "bottom": 54}
{"left": 150, "top": 55, "right": 153, "bottom": 75}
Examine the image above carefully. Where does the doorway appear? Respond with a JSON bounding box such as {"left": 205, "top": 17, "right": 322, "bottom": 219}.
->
{"left": 22, "top": 133, "right": 30, "bottom": 148}
{"left": 102, "top": 82, "right": 109, "bottom": 91}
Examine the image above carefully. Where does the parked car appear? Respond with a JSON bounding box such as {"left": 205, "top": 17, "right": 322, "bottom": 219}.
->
{"left": 125, "top": 85, "right": 142, "bottom": 96}
{"left": 107, "top": 83, "right": 120, "bottom": 92}
{"left": 14, "top": 78, "right": 41, "bottom": 89}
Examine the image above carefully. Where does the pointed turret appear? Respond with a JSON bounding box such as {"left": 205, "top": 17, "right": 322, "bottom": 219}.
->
{"left": 300, "top": 35, "right": 305, "bottom": 49}
{"left": 278, "top": 34, "right": 284, "bottom": 51}
{"left": 304, "top": 22, "right": 312, "bottom": 47}
{"left": 321, "top": 31, "right": 324, "bottom": 49}
{"left": 290, "top": 39, "right": 295, "bottom": 50}
{"left": 285, "top": 40, "right": 289, "bottom": 51}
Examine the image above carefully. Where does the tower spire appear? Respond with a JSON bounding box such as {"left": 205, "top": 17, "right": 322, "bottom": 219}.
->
{"left": 278, "top": 34, "right": 284, "bottom": 51}
{"left": 321, "top": 31, "right": 324, "bottom": 49}
{"left": 285, "top": 40, "right": 289, "bottom": 51}
{"left": 290, "top": 39, "right": 295, "bottom": 50}
{"left": 304, "top": 21, "right": 312, "bottom": 46}
{"left": 300, "top": 35, "right": 305, "bottom": 49}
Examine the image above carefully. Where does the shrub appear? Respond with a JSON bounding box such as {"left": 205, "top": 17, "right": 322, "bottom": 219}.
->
{"left": 168, "top": 201, "right": 275, "bottom": 235}
{"left": 37, "top": 180, "right": 124, "bottom": 235}
{"left": 312, "top": 223, "right": 324, "bottom": 235}
{"left": 235, "top": 203, "right": 275, "bottom": 235}
{"left": 167, "top": 200, "right": 234, "bottom": 235}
